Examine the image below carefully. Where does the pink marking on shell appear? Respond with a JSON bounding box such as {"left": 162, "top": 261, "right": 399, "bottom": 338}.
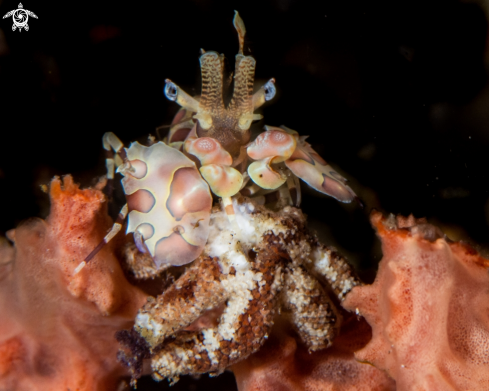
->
{"left": 126, "top": 189, "right": 155, "bottom": 213}
{"left": 172, "top": 108, "right": 187, "bottom": 125}
{"left": 167, "top": 167, "right": 214, "bottom": 220}
{"left": 184, "top": 136, "right": 233, "bottom": 166}
{"left": 287, "top": 144, "right": 314, "bottom": 165}
{"left": 298, "top": 141, "right": 328, "bottom": 166}
{"left": 247, "top": 129, "right": 297, "bottom": 163}
{"left": 154, "top": 231, "right": 201, "bottom": 267}
{"left": 321, "top": 175, "right": 356, "bottom": 202}
{"left": 310, "top": 151, "right": 327, "bottom": 166}
{"left": 168, "top": 109, "right": 195, "bottom": 143}
{"left": 170, "top": 127, "right": 192, "bottom": 143}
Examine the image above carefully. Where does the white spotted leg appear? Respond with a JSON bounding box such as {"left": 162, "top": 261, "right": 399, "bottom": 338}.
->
{"left": 74, "top": 132, "right": 129, "bottom": 275}
{"left": 286, "top": 173, "right": 301, "bottom": 206}
{"left": 74, "top": 204, "right": 129, "bottom": 274}
{"left": 103, "top": 132, "right": 127, "bottom": 199}
{"left": 221, "top": 196, "right": 243, "bottom": 236}
{"left": 217, "top": 191, "right": 244, "bottom": 234}
{"left": 239, "top": 182, "right": 261, "bottom": 198}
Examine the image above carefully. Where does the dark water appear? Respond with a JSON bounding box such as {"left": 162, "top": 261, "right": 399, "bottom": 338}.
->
{"left": 1, "top": 0, "right": 488, "bottom": 389}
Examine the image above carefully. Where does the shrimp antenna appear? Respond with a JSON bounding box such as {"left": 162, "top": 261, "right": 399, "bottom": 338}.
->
{"left": 233, "top": 11, "right": 246, "bottom": 55}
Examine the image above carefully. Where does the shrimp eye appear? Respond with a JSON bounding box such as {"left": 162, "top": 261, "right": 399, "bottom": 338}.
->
{"left": 264, "top": 79, "right": 276, "bottom": 101}
{"left": 164, "top": 80, "right": 178, "bottom": 101}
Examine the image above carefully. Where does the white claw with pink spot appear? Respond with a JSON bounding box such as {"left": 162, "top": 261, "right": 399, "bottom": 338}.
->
{"left": 123, "top": 141, "right": 212, "bottom": 267}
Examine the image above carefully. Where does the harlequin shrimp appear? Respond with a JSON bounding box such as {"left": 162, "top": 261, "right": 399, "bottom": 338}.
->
{"left": 73, "top": 12, "right": 361, "bottom": 385}
{"left": 74, "top": 11, "right": 357, "bottom": 275}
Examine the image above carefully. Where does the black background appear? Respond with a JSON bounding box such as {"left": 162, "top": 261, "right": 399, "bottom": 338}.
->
{"left": 1, "top": 0, "right": 489, "bottom": 388}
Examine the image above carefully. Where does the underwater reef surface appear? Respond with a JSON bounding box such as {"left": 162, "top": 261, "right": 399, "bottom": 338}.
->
{"left": 1, "top": 176, "right": 488, "bottom": 390}
{"left": 0, "top": 176, "right": 390, "bottom": 390}
{"left": 344, "top": 212, "right": 489, "bottom": 391}
{"left": 232, "top": 314, "right": 396, "bottom": 391}
{"left": 0, "top": 176, "right": 147, "bottom": 390}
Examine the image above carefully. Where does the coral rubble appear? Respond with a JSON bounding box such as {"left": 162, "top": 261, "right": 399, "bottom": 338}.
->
{"left": 343, "top": 211, "right": 489, "bottom": 391}
{"left": 0, "top": 176, "right": 147, "bottom": 391}
{"left": 119, "top": 198, "right": 362, "bottom": 384}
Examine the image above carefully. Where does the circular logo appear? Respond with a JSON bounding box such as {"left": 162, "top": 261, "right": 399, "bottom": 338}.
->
{"left": 12, "top": 9, "right": 28, "bottom": 28}
{"left": 3, "top": 4, "right": 38, "bottom": 32}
